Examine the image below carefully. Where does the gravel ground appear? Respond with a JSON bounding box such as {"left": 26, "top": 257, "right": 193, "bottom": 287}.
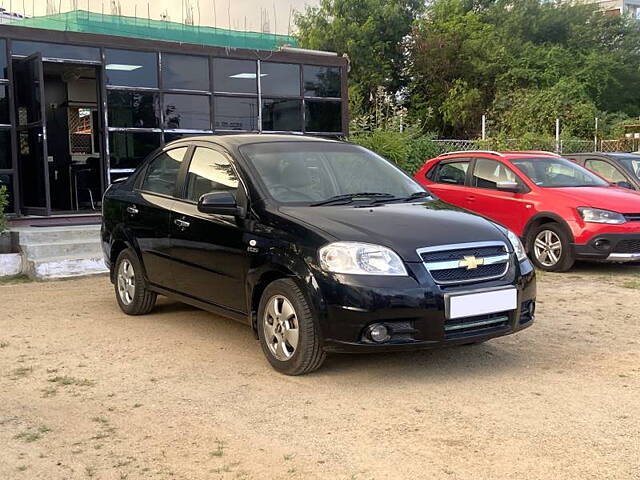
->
{"left": 1, "top": 264, "right": 639, "bottom": 480}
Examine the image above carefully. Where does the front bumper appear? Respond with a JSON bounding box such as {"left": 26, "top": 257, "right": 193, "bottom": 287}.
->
{"left": 315, "top": 259, "right": 536, "bottom": 353}
{"left": 573, "top": 233, "right": 640, "bottom": 262}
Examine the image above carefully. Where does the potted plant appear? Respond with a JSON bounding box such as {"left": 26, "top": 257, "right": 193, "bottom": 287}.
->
{"left": 0, "top": 185, "right": 22, "bottom": 277}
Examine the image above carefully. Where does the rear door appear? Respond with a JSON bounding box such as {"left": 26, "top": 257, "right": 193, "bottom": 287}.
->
{"left": 425, "top": 158, "right": 471, "bottom": 207}
{"left": 169, "top": 145, "right": 248, "bottom": 314}
{"left": 125, "top": 146, "right": 189, "bottom": 288}
{"left": 464, "top": 158, "right": 531, "bottom": 234}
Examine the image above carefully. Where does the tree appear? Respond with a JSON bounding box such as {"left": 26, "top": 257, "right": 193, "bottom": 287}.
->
{"left": 295, "top": 0, "right": 424, "bottom": 113}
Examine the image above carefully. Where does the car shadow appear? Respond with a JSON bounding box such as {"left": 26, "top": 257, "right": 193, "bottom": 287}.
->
{"left": 570, "top": 261, "right": 640, "bottom": 275}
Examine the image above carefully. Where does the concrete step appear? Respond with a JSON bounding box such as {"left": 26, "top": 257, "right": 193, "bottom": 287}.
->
{"left": 20, "top": 239, "right": 102, "bottom": 260}
{"left": 14, "top": 225, "right": 101, "bottom": 245}
{"left": 25, "top": 254, "right": 107, "bottom": 280}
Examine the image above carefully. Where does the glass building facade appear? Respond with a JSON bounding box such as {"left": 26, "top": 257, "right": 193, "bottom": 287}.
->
{"left": 0, "top": 26, "right": 347, "bottom": 216}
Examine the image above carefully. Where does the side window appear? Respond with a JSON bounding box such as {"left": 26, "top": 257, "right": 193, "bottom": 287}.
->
{"left": 185, "top": 147, "right": 239, "bottom": 203}
{"left": 141, "top": 147, "right": 188, "bottom": 196}
{"left": 472, "top": 158, "right": 517, "bottom": 189}
{"left": 585, "top": 159, "right": 626, "bottom": 183}
{"left": 434, "top": 160, "right": 469, "bottom": 185}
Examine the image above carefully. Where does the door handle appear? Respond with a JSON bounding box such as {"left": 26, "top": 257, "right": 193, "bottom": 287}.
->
{"left": 174, "top": 218, "right": 190, "bottom": 229}
{"left": 126, "top": 205, "right": 139, "bottom": 215}
{"left": 466, "top": 195, "right": 475, "bottom": 201}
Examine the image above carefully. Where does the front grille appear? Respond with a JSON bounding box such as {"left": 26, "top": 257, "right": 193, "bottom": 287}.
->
{"left": 614, "top": 240, "right": 640, "bottom": 254}
{"left": 624, "top": 213, "right": 640, "bottom": 222}
{"left": 418, "top": 242, "right": 510, "bottom": 285}
{"left": 431, "top": 263, "right": 507, "bottom": 283}
{"left": 420, "top": 245, "right": 506, "bottom": 263}
{"left": 445, "top": 311, "right": 510, "bottom": 337}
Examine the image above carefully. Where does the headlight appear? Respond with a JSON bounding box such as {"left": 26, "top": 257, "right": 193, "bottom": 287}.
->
{"left": 319, "top": 242, "right": 407, "bottom": 276}
{"left": 505, "top": 229, "right": 528, "bottom": 262}
{"left": 578, "top": 207, "right": 626, "bottom": 225}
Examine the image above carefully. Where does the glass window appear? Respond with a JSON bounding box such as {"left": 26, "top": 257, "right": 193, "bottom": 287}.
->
{"left": 434, "top": 161, "right": 469, "bottom": 185}
{"left": 305, "top": 100, "right": 342, "bottom": 132}
{"left": 304, "top": 65, "right": 341, "bottom": 97}
{"left": 68, "top": 107, "right": 98, "bottom": 154}
{"left": 472, "top": 159, "right": 518, "bottom": 189}
{"left": 0, "top": 174, "right": 14, "bottom": 213}
{"left": 213, "top": 58, "right": 257, "bottom": 94}
{"left": 141, "top": 147, "right": 188, "bottom": 196}
{"left": 164, "top": 93, "right": 211, "bottom": 130}
{"left": 185, "top": 148, "right": 238, "bottom": 202}
{"left": 585, "top": 159, "right": 626, "bottom": 183}
{"left": 162, "top": 53, "right": 209, "bottom": 91}
{"left": 11, "top": 41, "right": 100, "bottom": 62}
{"left": 0, "top": 86, "right": 9, "bottom": 124}
{"left": 214, "top": 96, "right": 258, "bottom": 131}
{"left": 108, "top": 131, "right": 162, "bottom": 170}
{"left": 107, "top": 91, "right": 160, "bottom": 128}
{"left": 241, "top": 142, "right": 425, "bottom": 204}
{"left": 0, "top": 130, "right": 11, "bottom": 169}
{"left": 617, "top": 155, "right": 640, "bottom": 179}
{"left": 511, "top": 157, "right": 608, "bottom": 188}
{"left": 260, "top": 62, "right": 300, "bottom": 96}
{"left": 262, "top": 99, "right": 302, "bottom": 131}
{"left": 0, "top": 39, "right": 7, "bottom": 79}
{"left": 105, "top": 49, "right": 158, "bottom": 88}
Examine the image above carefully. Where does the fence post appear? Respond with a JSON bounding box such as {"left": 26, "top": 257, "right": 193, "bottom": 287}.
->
{"left": 555, "top": 118, "right": 561, "bottom": 153}
{"left": 481, "top": 114, "right": 486, "bottom": 141}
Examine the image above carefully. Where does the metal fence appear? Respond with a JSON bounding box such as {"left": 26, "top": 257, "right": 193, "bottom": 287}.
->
{"left": 433, "top": 138, "right": 634, "bottom": 155}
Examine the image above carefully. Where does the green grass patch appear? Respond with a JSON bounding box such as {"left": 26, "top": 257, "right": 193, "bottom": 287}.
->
{"left": 14, "top": 425, "right": 50, "bottom": 443}
{"left": 0, "top": 274, "right": 31, "bottom": 285}
{"left": 622, "top": 278, "right": 640, "bottom": 289}
{"left": 47, "top": 375, "right": 95, "bottom": 387}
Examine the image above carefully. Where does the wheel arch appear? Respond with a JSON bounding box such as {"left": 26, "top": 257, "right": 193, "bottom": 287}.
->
{"left": 523, "top": 213, "right": 574, "bottom": 250}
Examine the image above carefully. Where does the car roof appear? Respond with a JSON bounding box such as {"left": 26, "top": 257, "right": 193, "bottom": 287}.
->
{"left": 166, "top": 133, "right": 341, "bottom": 149}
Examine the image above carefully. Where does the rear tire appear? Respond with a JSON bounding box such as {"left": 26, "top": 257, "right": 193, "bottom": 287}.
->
{"left": 114, "top": 248, "right": 157, "bottom": 315}
{"left": 257, "top": 279, "right": 326, "bottom": 375}
{"left": 527, "top": 223, "right": 574, "bottom": 272}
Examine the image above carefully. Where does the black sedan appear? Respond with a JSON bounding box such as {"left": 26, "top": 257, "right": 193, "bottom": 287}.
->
{"left": 565, "top": 152, "right": 640, "bottom": 191}
{"left": 101, "top": 135, "right": 536, "bottom": 375}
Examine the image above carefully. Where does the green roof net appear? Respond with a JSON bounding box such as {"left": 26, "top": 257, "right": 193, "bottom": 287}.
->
{"left": 9, "top": 10, "right": 298, "bottom": 51}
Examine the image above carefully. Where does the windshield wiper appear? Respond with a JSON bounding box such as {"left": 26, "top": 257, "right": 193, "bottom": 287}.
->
{"left": 369, "top": 191, "right": 433, "bottom": 204}
{"left": 310, "top": 192, "right": 396, "bottom": 206}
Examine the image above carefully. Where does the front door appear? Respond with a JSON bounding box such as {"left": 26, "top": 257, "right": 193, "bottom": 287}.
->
{"left": 170, "top": 146, "right": 248, "bottom": 313}
{"left": 14, "top": 53, "right": 50, "bottom": 215}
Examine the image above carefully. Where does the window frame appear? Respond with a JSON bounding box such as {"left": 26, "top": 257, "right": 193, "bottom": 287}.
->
{"left": 470, "top": 157, "right": 527, "bottom": 192}
{"left": 136, "top": 145, "right": 191, "bottom": 199}
{"left": 432, "top": 158, "right": 472, "bottom": 186}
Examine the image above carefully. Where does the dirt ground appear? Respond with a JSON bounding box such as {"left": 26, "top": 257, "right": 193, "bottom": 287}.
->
{"left": 1, "top": 264, "right": 639, "bottom": 480}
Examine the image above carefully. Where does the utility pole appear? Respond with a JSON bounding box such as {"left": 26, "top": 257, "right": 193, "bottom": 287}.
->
{"left": 481, "top": 114, "right": 486, "bottom": 141}
{"left": 555, "top": 118, "right": 560, "bottom": 153}
{"left": 594, "top": 117, "right": 599, "bottom": 151}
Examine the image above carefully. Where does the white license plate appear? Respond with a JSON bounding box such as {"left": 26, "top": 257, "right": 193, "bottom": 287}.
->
{"left": 447, "top": 288, "right": 517, "bottom": 320}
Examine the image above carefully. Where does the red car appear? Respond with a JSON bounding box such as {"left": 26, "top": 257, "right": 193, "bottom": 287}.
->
{"left": 415, "top": 150, "right": 640, "bottom": 271}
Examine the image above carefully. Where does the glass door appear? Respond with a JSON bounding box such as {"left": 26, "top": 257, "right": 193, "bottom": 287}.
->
{"left": 14, "top": 53, "right": 51, "bottom": 215}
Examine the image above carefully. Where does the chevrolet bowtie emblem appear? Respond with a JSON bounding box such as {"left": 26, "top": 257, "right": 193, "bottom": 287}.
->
{"left": 459, "top": 256, "right": 484, "bottom": 270}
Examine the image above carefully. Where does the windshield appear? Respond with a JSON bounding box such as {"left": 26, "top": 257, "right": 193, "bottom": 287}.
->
{"left": 240, "top": 141, "right": 427, "bottom": 204}
{"left": 616, "top": 155, "right": 640, "bottom": 180}
{"left": 510, "top": 157, "right": 608, "bottom": 188}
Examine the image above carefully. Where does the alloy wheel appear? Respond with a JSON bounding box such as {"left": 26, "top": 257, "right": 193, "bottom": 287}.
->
{"left": 263, "top": 295, "right": 300, "bottom": 361}
{"left": 117, "top": 259, "right": 136, "bottom": 305}
{"left": 533, "top": 230, "right": 562, "bottom": 267}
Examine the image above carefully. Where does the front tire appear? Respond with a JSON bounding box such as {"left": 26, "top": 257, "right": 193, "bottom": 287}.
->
{"left": 528, "top": 223, "right": 574, "bottom": 272}
{"left": 114, "top": 249, "right": 157, "bottom": 315}
{"left": 257, "top": 279, "right": 325, "bottom": 375}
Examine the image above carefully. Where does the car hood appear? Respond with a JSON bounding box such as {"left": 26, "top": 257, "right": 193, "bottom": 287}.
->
{"left": 549, "top": 186, "right": 640, "bottom": 212}
{"left": 279, "top": 201, "right": 508, "bottom": 262}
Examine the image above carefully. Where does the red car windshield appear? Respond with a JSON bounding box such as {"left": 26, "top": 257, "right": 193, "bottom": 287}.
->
{"left": 511, "top": 157, "right": 608, "bottom": 188}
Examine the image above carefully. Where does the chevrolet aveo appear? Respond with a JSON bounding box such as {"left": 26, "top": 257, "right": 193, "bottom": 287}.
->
{"left": 101, "top": 135, "right": 536, "bottom": 375}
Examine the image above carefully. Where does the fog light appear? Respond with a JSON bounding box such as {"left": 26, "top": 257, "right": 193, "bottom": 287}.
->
{"left": 594, "top": 239, "right": 611, "bottom": 251}
{"left": 368, "top": 323, "right": 390, "bottom": 343}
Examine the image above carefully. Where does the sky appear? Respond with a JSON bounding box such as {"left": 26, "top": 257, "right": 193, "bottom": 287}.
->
{"left": 3, "top": 0, "right": 319, "bottom": 35}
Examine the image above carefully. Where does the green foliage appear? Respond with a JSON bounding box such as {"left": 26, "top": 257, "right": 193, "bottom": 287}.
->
{"left": 295, "top": 0, "right": 425, "bottom": 109}
{"left": 349, "top": 128, "right": 439, "bottom": 175}
{"left": 0, "top": 185, "right": 8, "bottom": 236}
{"left": 407, "top": 0, "right": 640, "bottom": 137}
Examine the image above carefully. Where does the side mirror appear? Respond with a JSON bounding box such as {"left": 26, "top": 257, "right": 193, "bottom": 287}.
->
{"left": 496, "top": 181, "right": 521, "bottom": 193}
{"left": 614, "top": 181, "right": 634, "bottom": 190}
{"left": 197, "top": 191, "right": 242, "bottom": 216}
